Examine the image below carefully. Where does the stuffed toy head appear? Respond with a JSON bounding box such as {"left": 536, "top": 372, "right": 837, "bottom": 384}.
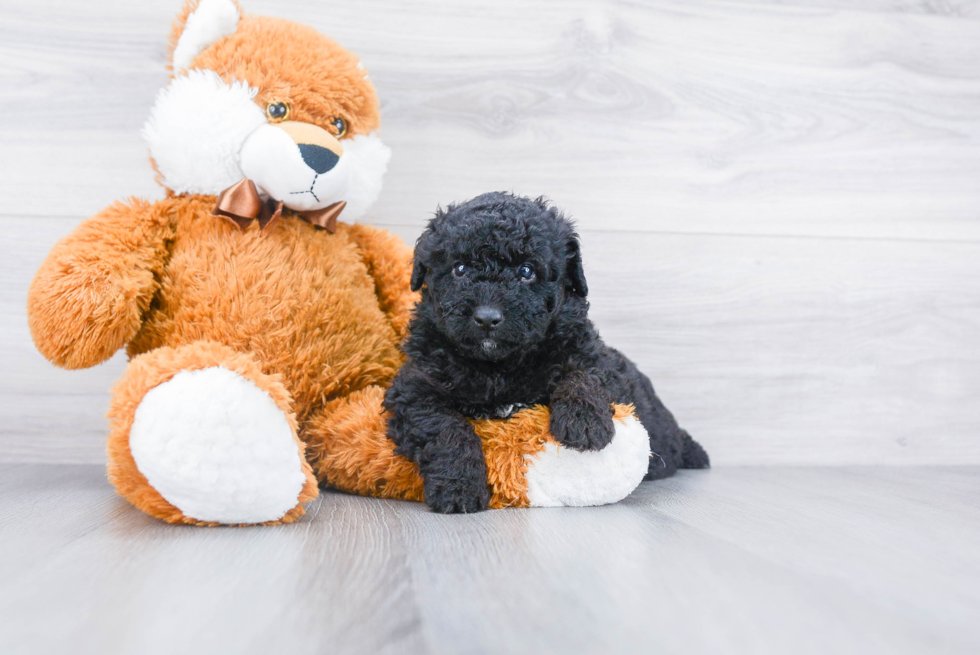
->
{"left": 144, "top": 0, "right": 390, "bottom": 222}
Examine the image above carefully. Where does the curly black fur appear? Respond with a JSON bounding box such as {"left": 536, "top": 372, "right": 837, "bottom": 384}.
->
{"left": 384, "top": 192, "right": 709, "bottom": 513}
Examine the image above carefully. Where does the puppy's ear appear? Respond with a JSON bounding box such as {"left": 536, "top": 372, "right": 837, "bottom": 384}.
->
{"left": 412, "top": 216, "right": 440, "bottom": 292}
{"left": 411, "top": 259, "right": 428, "bottom": 292}
{"left": 565, "top": 237, "right": 588, "bottom": 297}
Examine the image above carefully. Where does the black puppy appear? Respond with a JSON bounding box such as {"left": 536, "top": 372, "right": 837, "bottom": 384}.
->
{"left": 384, "top": 192, "right": 709, "bottom": 513}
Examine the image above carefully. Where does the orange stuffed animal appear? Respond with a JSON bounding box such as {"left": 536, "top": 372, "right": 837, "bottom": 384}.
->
{"left": 26, "top": 0, "right": 650, "bottom": 525}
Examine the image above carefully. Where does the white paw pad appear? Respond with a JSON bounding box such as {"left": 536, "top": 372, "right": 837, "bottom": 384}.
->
{"left": 525, "top": 415, "right": 650, "bottom": 507}
{"left": 129, "top": 367, "right": 307, "bottom": 524}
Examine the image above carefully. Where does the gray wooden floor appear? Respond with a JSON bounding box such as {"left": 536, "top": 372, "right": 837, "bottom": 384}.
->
{"left": 0, "top": 464, "right": 977, "bottom": 655}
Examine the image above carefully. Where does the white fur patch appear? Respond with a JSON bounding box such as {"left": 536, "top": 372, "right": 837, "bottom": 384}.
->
{"left": 142, "top": 69, "right": 389, "bottom": 217}
{"left": 238, "top": 127, "right": 389, "bottom": 218}
{"left": 142, "top": 70, "right": 266, "bottom": 195}
{"left": 129, "top": 367, "right": 308, "bottom": 524}
{"left": 525, "top": 415, "right": 650, "bottom": 507}
{"left": 239, "top": 124, "right": 354, "bottom": 212}
{"left": 340, "top": 133, "right": 391, "bottom": 222}
{"left": 172, "top": 0, "right": 240, "bottom": 72}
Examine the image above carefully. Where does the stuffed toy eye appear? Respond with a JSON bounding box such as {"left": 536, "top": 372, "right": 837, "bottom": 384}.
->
{"left": 331, "top": 117, "right": 349, "bottom": 138}
{"left": 453, "top": 262, "right": 468, "bottom": 277}
{"left": 518, "top": 263, "right": 536, "bottom": 281}
{"left": 266, "top": 101, "right": 290, "bottom": 121}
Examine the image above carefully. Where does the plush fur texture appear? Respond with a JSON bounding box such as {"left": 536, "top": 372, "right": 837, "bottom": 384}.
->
{"left": 130, "top": 366, "right": 309, "bottom": 524}
{"left": 27, "top": 2, "right": 660, "bottom": 524}
{"left": 337, "top": 134, "right": 393, "bottom": 221}
{"left": 385, "top": 192, "right": 710, "bottom": 513}
{"left": 301, "top": 391, "right": 645, "bottom": 510}
{"left": 525, "top": 410, "right": 651, "bottom": 507}
{"left": 150, "top": 0, "right": 391, "bottom": 219}
{"left": 143, "top": 70, "right": 267, "bottom": 196}
{"left": 26, "top": 2, "right": 414, "bottom": 524}
{"left": 171, "top": 0, "right": 240, "bottom": 72}
{"left": 176, "top": 9, "right": 380, "bottom": 137}
{"left": 106, "top": 341, "right": 318, "bottom": 526}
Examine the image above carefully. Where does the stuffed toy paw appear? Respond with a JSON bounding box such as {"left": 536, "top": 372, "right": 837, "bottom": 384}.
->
{"left": 26, "top": 0, "right": 651, "bottom": 525}
{"left": 310, "top": 401, "right": 651, "bottom": 512}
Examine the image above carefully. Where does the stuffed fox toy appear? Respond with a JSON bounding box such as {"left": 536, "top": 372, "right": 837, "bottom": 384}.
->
{"left": 26, "top": 0, "right": 651, "bottom": 525}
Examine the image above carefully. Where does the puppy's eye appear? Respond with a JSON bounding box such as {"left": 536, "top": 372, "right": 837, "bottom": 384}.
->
{"left": 453, "top": 262, "right": 468, "bottom": 278}
{"left": 331, "top": 116, "right": 349, "bottom": 138}
{"left": 518, "top": 264, "right": 536, "bottom": 281}
{"left": 266, "top": 101, "right": 290, "bottom": 122}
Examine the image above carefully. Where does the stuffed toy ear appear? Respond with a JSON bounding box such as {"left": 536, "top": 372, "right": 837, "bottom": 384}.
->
{"left": 565, "top": 237, "right": 588, "bottom": 297}
{"left": 170, "top": 0, "right": 242, "bottom": 72}
{"left": 410, "top": 259, "right": 428, "bottom": 292}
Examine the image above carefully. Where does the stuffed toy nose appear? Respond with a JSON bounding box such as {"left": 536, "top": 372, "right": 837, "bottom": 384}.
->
{"left": 238, "top": 119, "right": 352, "bottom": 212}
{"left": 297, "top": 144, "right": 339, "bottom": 174}
{"left": 278, "top": 120, "right": 344, "bottom": 163}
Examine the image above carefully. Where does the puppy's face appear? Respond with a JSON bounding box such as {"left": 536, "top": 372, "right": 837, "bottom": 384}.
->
{"left": 412, "top": 193, "right": 588, "bottom": 362}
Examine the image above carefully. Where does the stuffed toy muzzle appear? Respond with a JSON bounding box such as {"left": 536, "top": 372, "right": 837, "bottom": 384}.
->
{"left": 241, "top": 120, "right": 351, "bottom": 210}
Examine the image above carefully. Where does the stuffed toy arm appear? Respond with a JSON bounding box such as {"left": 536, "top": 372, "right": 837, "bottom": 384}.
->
{"left": 345, "top": 223, "right": 420, "bottom": 339}
{"left": 27, "top": 199, "right": 173, "bottom": 369}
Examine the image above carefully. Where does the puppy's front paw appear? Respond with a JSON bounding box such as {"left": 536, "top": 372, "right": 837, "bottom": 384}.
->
{"left": 423, "top": 475, "right": 491, "bottom": 514}
{"left": 549, "top": 400, "right": 615, "bottom": 451}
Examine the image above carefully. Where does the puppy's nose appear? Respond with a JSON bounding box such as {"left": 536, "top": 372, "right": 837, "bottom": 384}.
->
{"left": 473, "top": 306, "right": 504, "bottom": 330}
{"left": 297, "top": 144, "right": 340, "bottom": 174}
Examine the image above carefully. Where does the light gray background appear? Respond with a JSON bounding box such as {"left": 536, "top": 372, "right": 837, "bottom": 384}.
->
{"left": 3, "top": 0, "right": 978, "bottom": 465}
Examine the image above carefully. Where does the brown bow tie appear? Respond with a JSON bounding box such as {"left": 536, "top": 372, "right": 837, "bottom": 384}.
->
{"left": 211, "top": 178, "right": 346, "bottom": 233}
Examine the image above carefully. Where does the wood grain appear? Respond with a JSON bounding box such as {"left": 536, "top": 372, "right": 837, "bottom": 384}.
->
{"left": 1, "top": 0, "right": 979, "bottom": 464}
{"left": 4, "top": 221, "right": 979, "bottom": 464}
{"left": 2, "top": 0, "right": 978, "bottom": 238}
{"left": 1, "top": 464, "right": 978, "bottom": 654}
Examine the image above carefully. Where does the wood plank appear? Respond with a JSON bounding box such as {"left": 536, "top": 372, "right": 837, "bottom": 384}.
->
{"left": 581, "top": 229, "right": 980, "bottom": 465}
{"left": 627, "top": 466, "right": 980, "bottom": 635}
{"left": 0, "top": 465, "right": 427, "bottom": 655}
{"left": 709, "top": 0, "right": 980, "bottom": 17}
{"left": 1, "top": 464, "right": 978, "bottom": 654}
{"left": 0, "top": 0, "right": 978, "bottom": 240}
